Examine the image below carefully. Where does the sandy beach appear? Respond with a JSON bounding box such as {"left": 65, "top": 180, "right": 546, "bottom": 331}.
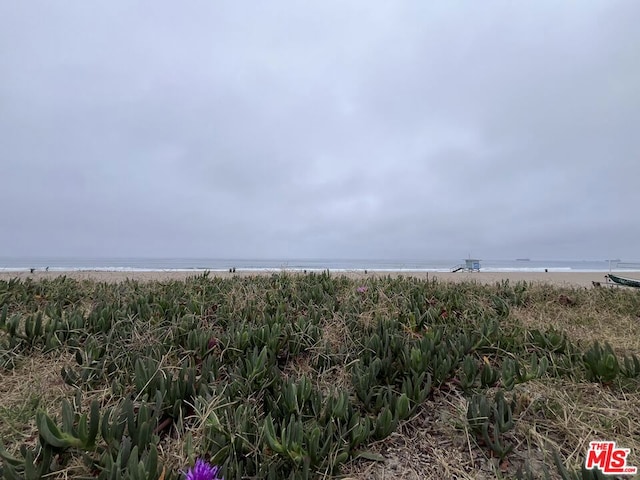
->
{"left": 0, "top": 270, "right": 631, "bottom": 288}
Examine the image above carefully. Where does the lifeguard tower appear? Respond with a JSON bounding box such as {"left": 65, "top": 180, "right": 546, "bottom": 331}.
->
{"left": 451, "top": 258, "right": 481, "bottom": 272}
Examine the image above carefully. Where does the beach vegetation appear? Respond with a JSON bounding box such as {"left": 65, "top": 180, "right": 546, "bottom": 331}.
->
{"left": 0, "top": 274, "right": 638, "bottom": 479}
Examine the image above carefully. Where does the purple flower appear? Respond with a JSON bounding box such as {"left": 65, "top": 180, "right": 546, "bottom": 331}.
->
{"left": 185, "top": 459, "right": 223, "bottom": 480}
{"left": 356, "top": 286, "right": 368, "bottom": 293}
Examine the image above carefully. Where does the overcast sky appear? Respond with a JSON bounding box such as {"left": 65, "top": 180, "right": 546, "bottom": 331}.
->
{"left": 1, "top": 1, "right": 638, "bottom": 260}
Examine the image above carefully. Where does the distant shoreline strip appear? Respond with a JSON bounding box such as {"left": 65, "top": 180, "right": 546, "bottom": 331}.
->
{"left": 1, "top": 267, "right": 639, "bottom": 273}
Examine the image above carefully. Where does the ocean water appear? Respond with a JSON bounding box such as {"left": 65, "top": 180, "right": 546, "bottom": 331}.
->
{"left": 0, "top": 257, "right": 638, "bottom": 273}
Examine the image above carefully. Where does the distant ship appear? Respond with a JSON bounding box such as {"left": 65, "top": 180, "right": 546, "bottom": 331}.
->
{"left": 516, "top": 258, "right": 531, "bottom": 262}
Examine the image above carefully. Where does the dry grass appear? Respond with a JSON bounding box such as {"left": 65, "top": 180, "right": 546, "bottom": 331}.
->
{"left": 513, "top": 289, "right": 640, "bottom": 356}
{"left": 343, "top": 389, "right": 491, "bottom": 479}
{"left": 0, "top": 351, "right": 75, "bottom": 454}
{"left": 517, "top": 380, "right": 640, "bottom": 465}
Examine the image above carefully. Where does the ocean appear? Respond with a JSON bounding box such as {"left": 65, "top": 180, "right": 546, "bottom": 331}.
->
{"left": 0, "top": 257, "right": 638, "bottom": 273}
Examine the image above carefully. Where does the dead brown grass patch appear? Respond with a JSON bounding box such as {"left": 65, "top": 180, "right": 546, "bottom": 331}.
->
{"left": 512, "top": 288, "right": 640, "bottom": 357}
{"left": 0, "top": 351, "right": 74, "bottom": 453}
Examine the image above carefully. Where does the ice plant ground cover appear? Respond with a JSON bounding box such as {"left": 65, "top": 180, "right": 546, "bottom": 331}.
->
{"left": 0, "top": 272, "right": 638, "bottom": 479}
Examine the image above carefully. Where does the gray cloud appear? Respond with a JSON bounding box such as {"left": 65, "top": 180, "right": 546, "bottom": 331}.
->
{"left": 1, "top": 1, "right": 639, "bottom": 260}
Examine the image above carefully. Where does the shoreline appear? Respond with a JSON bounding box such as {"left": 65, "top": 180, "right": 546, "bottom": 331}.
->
{"left": 0, "top": 270, "right": 633, "bottom": 288}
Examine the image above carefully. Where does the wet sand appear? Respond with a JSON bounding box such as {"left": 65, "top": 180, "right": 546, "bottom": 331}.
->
{"left": 0, "top": 270, "right": 627, "bottom": 288}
